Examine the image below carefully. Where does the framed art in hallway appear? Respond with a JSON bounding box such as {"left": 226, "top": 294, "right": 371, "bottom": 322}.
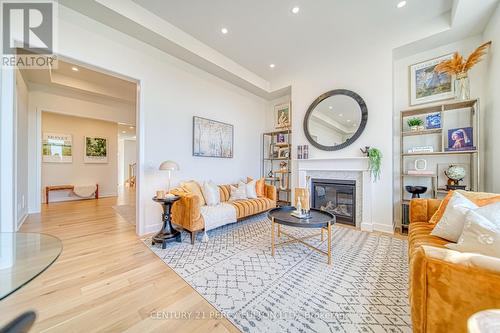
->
{"left": 193, "top": 116, "right": 233, "bottom": 158}
{"left": 84, "top": 136, "right": 108, "bottom": 163}
{"left": 410, "top": 54, "right": 455, "bottom": 105}
{"left": 42, "top": 132, "right": 73, "bottom": 163}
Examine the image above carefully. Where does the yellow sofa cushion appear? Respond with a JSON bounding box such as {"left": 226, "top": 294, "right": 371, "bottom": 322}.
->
{"left": 181, "top": 180, "right": 206, "bottom": 206}
{"left": 231, "top": 198, "right": 274, "bottom": 219}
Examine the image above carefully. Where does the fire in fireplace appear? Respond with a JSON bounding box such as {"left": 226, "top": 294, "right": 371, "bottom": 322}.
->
{"left": 311, "top": 179, "right": 356, "bottom": 226}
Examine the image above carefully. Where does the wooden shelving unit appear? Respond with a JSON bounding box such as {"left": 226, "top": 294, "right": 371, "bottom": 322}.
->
{"left": 399, "top": 99, "right": 481, "bottom": 232}
{"left": 262, "top": 129, "right": 292, "bottom": 206}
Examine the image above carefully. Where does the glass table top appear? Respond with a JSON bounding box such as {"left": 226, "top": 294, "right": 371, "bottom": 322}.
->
{"left": 0, "top": 233, "right": 62, "bottom": 300}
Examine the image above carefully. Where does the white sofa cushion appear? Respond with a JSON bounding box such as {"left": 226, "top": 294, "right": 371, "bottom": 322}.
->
{"left": 246, "top": 179, "right": 258, "bottom": 199}
{"left": 431, "top": 192, "right": 478, "bottom": 242}
{"left": 229, "top": 181, "right": 247, "bottom": 201}
{"left": 202, "top": 181, "right": 220, "bottom": 206}
{"left": 446, "top": 202, "right": 500, "bottom": 258}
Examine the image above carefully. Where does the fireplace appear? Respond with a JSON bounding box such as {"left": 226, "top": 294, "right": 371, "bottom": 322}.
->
{"left": 311, "top": 179, "right": 356, "bottom": 226}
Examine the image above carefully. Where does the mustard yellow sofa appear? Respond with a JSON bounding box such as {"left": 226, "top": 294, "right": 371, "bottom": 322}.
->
{"left": 409, "top": 197, "right": 500, "bottom": 333}
{"left": 171, "top": 183, "right": 276, "bottom": 244}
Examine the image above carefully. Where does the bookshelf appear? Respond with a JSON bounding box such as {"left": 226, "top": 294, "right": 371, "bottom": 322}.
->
{"left": 262, "top": 129, "right": 292, "bottom": 206}
{"left": 399, "top": 99, "right": 481, "bottom": 232}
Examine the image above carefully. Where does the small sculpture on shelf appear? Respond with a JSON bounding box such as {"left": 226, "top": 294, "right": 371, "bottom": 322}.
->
{"left": 444, "top": 165, "right": 466, "bottom": 190}
{"left": 405, "top": 186, "right": 428, "bottom": 199}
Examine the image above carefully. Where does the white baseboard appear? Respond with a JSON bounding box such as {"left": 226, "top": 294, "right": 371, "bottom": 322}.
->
{"left": 17, "top": 213, "right": 28, "bottom": 230}
{"left": 144, "top": 223, "right": 161, "bottom": 235}
{"left": 372, "top": 222, "right": 395, "bottom": 234}
{"left": 360, "top": 222, "right": 373, "bottom": 232}
{"left": 45, "top": 192, "right": 117, "bottom": 203}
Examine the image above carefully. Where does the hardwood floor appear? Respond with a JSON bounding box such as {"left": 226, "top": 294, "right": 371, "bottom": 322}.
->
{"left": 0, "top": 192, "right": 240, "bottom": 333}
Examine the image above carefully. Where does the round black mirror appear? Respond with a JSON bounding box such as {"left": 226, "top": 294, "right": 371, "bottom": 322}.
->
{"left": 303, "top": 89, "right": 368, "bottom": 151}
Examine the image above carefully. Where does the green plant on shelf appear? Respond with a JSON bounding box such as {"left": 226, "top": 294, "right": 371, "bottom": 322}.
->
{"left": 407, "top": 117, "right": 423, "bottom": 127}
{"left": 367, "top": 147, "right": 382, "bottom": 182}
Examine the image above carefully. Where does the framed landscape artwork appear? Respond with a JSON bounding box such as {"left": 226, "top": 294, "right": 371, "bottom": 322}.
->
{"left": 410, "top": 54, "right": 455, "bottom": 106}
{"left": 193, "top": 116, "right": 233, "bottom": 158}
{"left": 84, "top": 136, "right": 108, "bottom": 163}
{"left": 42, "top": 132, "right": 73, "bottom": 163}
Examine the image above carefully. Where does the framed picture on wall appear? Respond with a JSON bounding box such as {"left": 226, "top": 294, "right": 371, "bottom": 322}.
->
{"left": 42, "top": 132, "right": 73, "bottom": 163}
{"left": 274, "top": 103, "right": 291, "bottom": 129}
{"left": 84, "top": 136, "right": 108, "bottom": 163}
{"left": 193, "top": 116, "right": 233, "bottom": 158}
{"left": 410, "top": 54, "right": 455, "bottom": 106}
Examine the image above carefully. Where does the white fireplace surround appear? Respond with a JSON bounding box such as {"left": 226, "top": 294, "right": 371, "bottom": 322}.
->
{"left": 296, "top": 157, "right": 386, "bottom": 233}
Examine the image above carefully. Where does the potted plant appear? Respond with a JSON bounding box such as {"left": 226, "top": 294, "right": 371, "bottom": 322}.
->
{"left": 435, "top": 41, "right": 491, "bottom": 101}
{"left": 407, "top": 118, "right": 424, "bottom": 131}
{"left": 367, "top": 147, "right": 382, "bottom": 182}
{"left": 361, "top": 147, "right": 382, "bottom": 182}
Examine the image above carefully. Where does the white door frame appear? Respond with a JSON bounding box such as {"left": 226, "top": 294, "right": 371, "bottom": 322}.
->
{"left": 0, "top": 66, "right": 15, "bottom": 232}
{"left": 21, "top": 54, "right": 145, "bottom": 236}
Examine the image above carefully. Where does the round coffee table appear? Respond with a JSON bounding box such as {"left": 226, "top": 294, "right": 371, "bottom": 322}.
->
{"left": 268, "top": 206, "right": 336, "bottom": 265}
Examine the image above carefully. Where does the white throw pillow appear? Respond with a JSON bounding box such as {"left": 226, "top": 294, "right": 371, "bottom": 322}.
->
{"left": 202, "top": 181, "right": 220, "bottom": 206}
{"left": 431, "top": 192, "right": 478, "bottom": 242}
{"left": 229, "top": 181, "right": 247, "bottom": 201}
{"left": 446, "top": 203, "right": 500, "bottom": 258}
{"left": 246, "top": 179, "right": 257, "bottom": 199}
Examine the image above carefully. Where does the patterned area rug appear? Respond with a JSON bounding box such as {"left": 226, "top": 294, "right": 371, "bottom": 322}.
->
{"left": 143, "top": 214, "right": 411, "bottom": 332}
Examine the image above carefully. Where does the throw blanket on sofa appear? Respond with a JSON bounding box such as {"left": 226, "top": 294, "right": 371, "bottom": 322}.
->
{"left": 200, "top": 203, "right": 237, "bottom": 241}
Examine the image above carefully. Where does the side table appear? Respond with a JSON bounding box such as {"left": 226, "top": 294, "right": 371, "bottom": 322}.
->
{"left": 152, "top": 196, "right": 181, "bottom": 249}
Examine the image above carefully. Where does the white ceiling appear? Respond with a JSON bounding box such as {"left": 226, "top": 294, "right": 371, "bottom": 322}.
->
{"left": 132, "top": 0, "right": 454, "bottom": 82}
{"left": 21, "top": 59, "right": 137, "bottom": 104}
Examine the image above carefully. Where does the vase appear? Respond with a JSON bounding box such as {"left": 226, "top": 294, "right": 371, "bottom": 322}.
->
{"left": 454, "top": 72, "right": 470, "bottom": 101}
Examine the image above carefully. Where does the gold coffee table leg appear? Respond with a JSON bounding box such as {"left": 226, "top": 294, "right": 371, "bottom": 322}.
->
{"left": 321, "top": 228, "right": 324, "bottom": 242}
{"left": 271, "top": 218, "right": 275, "bottom": 256}
{"left": 327, "top": 222, "right": 332, "bottom": 265}
{"left": 277, "top": 224, "right": 281, "bottom": 238}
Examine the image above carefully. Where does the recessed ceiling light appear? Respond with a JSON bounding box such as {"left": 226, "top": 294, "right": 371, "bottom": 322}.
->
{"left": 269, "top": 64, "right": 275, "bottom": 68}
{"left": 328, "top": 106, "right": 333, "bottom": 109}
{"left": 129, "top": 126, "right": 134, "bottom": 129}
{"left": 347, "top": 119, "right": 352, "bottom": 122}
{"left": 397, "top": 1, "right": 407, "bottom": 8}
{"left": 122, "top": 131, "right": 126, "bottom": 133}
{"left": 221, "top": 27, "right": 228, "bottom": 34}
{"left": 291, "top": 6, "right": 300, "bottom": 14}
{"left": 339, "top": 113, "right": 343, "bottom": 117}
{"left": 132, "top": 136, "right": 136, "bottom": 139}
{"left": 71, "top": 66, "right": 79, "bottom": 72}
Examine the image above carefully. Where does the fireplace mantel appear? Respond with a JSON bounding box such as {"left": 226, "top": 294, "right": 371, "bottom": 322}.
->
{"left": 295, "top": 157, "right": 369, "bottom": 171}
{"left": 296, "top": 156, "right": 375, "bottom": 232}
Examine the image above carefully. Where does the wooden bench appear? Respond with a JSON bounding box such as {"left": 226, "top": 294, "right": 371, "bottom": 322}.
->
{"left": 45, "top": 184, "right": 99, "bottom": 204}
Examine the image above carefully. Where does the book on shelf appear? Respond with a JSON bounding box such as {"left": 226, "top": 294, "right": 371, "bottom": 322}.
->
{"left": 444, "top": 146, "right": 477, "bottom": 152}
{"left": 408, "top": 146, "right": 434, "bottom": 153}
{"left": 407, "top": 170, "right": 435, "bottom": 175}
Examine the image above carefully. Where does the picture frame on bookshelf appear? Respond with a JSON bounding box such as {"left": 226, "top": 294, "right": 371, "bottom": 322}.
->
{"left": 446, "top": 127, "right": 475, "bottom": 151}
{"left": 425, "top": 113, "right": 441, "bottom": 129}
{"left": 410, "top": 54, "right": 455, "bottom": 106}
{"left": 274, "top": 103, "right": 291, "bottom": 129}
{"left": 278, "top": 147, "right": 289, "bottom": 159}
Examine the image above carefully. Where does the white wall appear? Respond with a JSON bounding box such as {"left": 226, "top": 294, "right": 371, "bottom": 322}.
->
{"left": 15, "top": 71, "right": 29, "bottom": 228}
{"left": 393, "top": 35, "right": 488, "bottom": 225}
{"left": 53, "top": 5, "right": 268, "bottom": 234}
{"left": 41, "top": 112, "right": 118, "bottom": 202}
{"left": 484, "top": 4, "right": 500, "bottom": 194}
{"left": 274, "top": 51, "right": 394, "bottom": 233}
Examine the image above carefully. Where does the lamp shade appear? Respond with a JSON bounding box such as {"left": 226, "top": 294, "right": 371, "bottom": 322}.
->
{"left": 159, "top": 160, "right": 179, "bottom": 171}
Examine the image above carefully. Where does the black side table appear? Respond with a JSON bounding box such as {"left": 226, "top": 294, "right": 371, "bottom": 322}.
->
{"left": 152, "top": 196, "right": 181, "bottom": 249}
